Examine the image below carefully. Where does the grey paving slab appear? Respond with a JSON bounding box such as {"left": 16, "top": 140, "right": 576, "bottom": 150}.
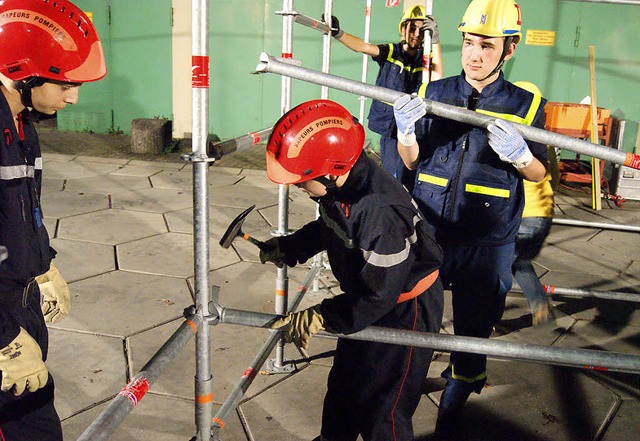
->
{"left": 128, "top": 158, "right": 188, "bottom": 170}
{"left": 44, "top": 159, "right": 122, "bottom": 180}
{"left": 149, "top": 169, "right": 242, "bottom": 191}
{"left": 601, "top": 399, "right": 640, "bottom": 441}
{"left": 589, "top": 229, "right": 640, "bottom": 261}
{"left": 108, "top": 164, "right": 166, "bottom": 177}
{"left": 58, "top": 209, "right": 168, "bottom": 245}
{"left": 536, "top": 239, "right": 632, "bottom": 278}
{"left": 43, "top": 152, "right": 77, "bottom": 163}
{"left": 62, "top": 271, "right": 192, "bottom": 336}
{"left": 64, "top": 173, "right": 152, "bottom": 194}
{"left": 239, "top": 364, "right": 329, "bottom": 440}
{"left": 118, "top": 232, "right": 240, "bottom": 277}
{"left": 74, "top": 156, "right": 130, "bottom": 165}
{"left": 41, "top": 177, "right": 65, "bottom": 193}
{"left": 111, "top": 187, "right": 194, "bottom": 213}
{"left": 48, "top": 329, "right": 126, "bottom": 420}
{"left": 41, "top": 190, "right": 110, "bottom": 219}
{"left": 50, "top": 238, "right": 115, "bottom": 282}
{"left": 208, "top": 184, "right": 281, "bottom": 210}
{"left": 166, "top": 205, "right": 271, "bottom": 236}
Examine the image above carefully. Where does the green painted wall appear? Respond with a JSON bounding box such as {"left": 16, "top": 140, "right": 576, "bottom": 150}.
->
{"left": 60, "top": 1, "right": 640, "bottom": 152}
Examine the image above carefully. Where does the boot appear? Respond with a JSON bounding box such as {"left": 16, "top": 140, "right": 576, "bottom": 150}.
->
{"left": 435, "top": 366, "right": 485, "bottom": 436}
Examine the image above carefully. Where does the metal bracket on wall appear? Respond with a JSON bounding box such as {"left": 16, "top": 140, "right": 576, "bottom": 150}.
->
{"left": 574, "top": 26, "right": 581, "bottom": 47}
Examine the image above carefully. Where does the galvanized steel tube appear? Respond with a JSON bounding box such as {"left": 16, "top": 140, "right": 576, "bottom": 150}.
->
{"left": 255, "top": 53, "right": 640, "bottom": 170}
{"left": 209, "top": 127, "right": 273, "bottom": 159}
{"left": 552, "top": 218, "right": 640, "bottom": 233}
{"left": 220, "top": 308, "right": 640, "bottom": 374}
{"left": 77, "top": 316, "right": 202, "bottom": 441}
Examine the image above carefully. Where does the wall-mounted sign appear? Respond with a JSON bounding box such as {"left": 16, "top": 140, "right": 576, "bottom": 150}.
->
{"left": 387, "top": 0, "right": 401, "bottom": 7}
{"left": 525, "top": 30, "right": 556, "bottom": 47}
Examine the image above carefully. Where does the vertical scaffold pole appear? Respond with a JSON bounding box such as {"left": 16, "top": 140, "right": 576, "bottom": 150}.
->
{"left": 422, "top": 0, "right": 434, "bottom": 83}
{"left": 272, "top": 0, "right": 294, "bottom": 372}
{"left": 358, "top": 0, "right": 372, "bottom": 123}
{"left": 191, "top": 0, "right": 214, "bottom": 438}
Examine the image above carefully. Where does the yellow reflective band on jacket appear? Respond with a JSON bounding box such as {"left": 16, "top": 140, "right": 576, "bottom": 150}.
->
{"left": 451, "top": 365, "right": 487, "bottom": 384}
{"left": 418, "top": 173, "right": 448, "bottom": 187}
{"left": 416, "top": 85, "right": 542, "bottom": 128}
{"left": 465, "top": 183, "right": 510, "bottom": 198}
{"left": 386, "top": 43, "right": 424, "bottom": 75}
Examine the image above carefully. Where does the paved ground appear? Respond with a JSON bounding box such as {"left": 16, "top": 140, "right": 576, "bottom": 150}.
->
{"left": 36, "top": 126, "right": 640, "bottom": 440}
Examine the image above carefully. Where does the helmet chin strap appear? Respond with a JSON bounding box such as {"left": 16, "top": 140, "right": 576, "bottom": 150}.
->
{"left": 15, "top": 77, "right": 46, "bottom": 109}
{"left": 313, "top": 176, "right": 339, "bottom": 200}
{"left": 477, "top": 36, "right": 515, "bottom": 82}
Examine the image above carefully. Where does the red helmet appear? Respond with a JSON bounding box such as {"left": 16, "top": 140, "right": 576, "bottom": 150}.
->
{"left": 266, "top": 100, "right": 365, "bottom": 185}
{"left": 0, "top": 0, "right": 107, "bottom": 83}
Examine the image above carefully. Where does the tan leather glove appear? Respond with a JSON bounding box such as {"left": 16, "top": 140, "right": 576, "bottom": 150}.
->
{"left": 0, "top": 328, "right": 49, "bottom": 395}
{"left": 36, "top": 261, "right": 71, "bottom": 323}
{"left": 270, "top": 305, "right": 326, "bottom": 350}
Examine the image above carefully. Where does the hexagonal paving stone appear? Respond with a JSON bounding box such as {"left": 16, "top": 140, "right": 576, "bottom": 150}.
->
{"left": 44, "top": 160, "right": 122, "bottom": 180}
{"left": 61, "top": 270, "right": 192, "bottom": 336}
{"left": 166, "top": 205, "right": 272, "bottom": 236}
{"left": 536, "top": 239, "right": 631, "bottom": 278}
{"left": 41, "top": 191, "right": 110, "bottom": 219}
{"left": 208, "top": 184, "right": 280, "bottom": 210}
{"left": 50, "top": 238, "right": 115, "bottom": 282}
{"left": 58, "top": 209, "right": 167, "bottom": 245}
{"left": 111, "top": 188, "right": 194, "bottom": 213}
{"left": 118, "top": 232, "right": 240, "bottom": 277}
{"left": 64, "top": 173, "right": 152, "bottom": 194}
{"left": 41, "top": 177, "right": 65, "bottom": 194}
{"left": 589, "top": 230, "right": 640, "bottom": 261}
{"left": 47, "top": 329, "right": 126, "bottom": 420}
{"left": 150, "top": 169, "right": 242, "bottom": 191}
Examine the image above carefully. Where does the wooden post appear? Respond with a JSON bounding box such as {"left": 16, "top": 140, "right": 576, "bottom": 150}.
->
{"left": 588, "top": 46, "right": 602, "bottom": 210}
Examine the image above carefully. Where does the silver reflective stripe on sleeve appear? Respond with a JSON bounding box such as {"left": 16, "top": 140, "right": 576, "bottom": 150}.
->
{"left": 361, "top": 215, "right": 420, "bottom": 268}
{"left": 0, "top": 164, "right": 36, "bottom": 180}
{"left": 35, "top": 157, "right": 42, "bottom": 170}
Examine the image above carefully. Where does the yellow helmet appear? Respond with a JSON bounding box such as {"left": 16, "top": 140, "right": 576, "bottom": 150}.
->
{"left": 513, "top": 81, "right": 542, "bottom": 96}
{"left": 398, "top": 5, "right": 426, "bottom": 36}
{"left": 458, "top": 0, "right": 522, "bottom": 44}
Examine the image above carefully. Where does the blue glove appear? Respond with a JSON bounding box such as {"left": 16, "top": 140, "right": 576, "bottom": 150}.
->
{"left": 487, "top": 119, "right": 533, "bottom": 169}
{"left": 394, "top": 94, "right": 426, "bottom": 145}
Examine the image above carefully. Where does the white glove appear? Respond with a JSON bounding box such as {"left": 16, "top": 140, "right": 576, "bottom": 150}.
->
{"left": 487, "top": 119, "right": 533, "bottom": 169}
{"left": 36, "top": 261, "right": 71, "bottom": 323}
{"left": 394, "top": 94, "right": 426, "bottom": 146}
{"left": 0, "top": 328, "right": 49, "bottom": 395}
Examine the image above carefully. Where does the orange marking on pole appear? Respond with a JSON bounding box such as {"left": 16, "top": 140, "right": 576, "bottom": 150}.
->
{"left": 275, "top": 288, "right": 286, "bottom": 297}
{"left": 624, "top": 152, "right": 640, "bottom": 170}
{"left": 186, "top": 320, "right": 197, "bottom": 334}
{"left": 281, "top": 52, "right": 293, "bottom": 59}
{"left": 212, "top": 417, "right": 225, "bottom": 429}
{"left": 243, "top": 233, "right": 250, "bottom": 240}
{"left": 196, "top": 393, "right": 214, "bottom": 404}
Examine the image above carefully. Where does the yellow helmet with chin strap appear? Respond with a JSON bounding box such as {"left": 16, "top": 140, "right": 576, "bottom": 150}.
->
{"left": 398, "top": 5, "right": 426, "bottom": 36}
{"left": 458, "top": 0, "right": 522, "bottom": 44}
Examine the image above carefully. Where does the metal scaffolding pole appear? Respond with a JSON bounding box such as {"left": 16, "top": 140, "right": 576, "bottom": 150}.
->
{"left": 211, "top": 264, "right": 320, "bottom": 438}
{"left": 270, "top": 0, "right": 294, "bottom": 373}
{"left": 539, "top": 285, "right": 640, "bottom": 303}
{"left": 321, "top": 0, "right": 333, "bottom": 99}
{"left": 359, "top": 0, "right": 372, "bottom": 123}
{"left": 255, "top": 53, "right": 640, "bottom": 170}
{"left": 208, "top": 127, "right": 273, "bottom": 160}
{"left": 77, "top": 315, "right": 202, "bottom": 441}
{"left": 191, "top": 1, "right": 214, "bottom": 439}
{"left": 220, "top": 308, "right": 640, "bottom": 374}
{"left": 552, "top": 217, "right": 640, "bottom": 233}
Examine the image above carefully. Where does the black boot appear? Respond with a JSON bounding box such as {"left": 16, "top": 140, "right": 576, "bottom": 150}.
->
{"left": 435, "top": 366, "right": 485, "bottom": 436}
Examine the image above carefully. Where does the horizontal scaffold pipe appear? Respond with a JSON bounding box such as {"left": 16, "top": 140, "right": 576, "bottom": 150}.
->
{"left": 294, "top": 13, "right": 331, "bottom": 33}
{"left": 77, "top": 315, "right": 202, "bottom": 441}
{"left": 255, "top": 52, "right": 640, "bottom": 170}
{"left": 541, "top": 285, "right": 640, "bottom": 303}
{"left": 552, "top": 217, "right": 640, "bottom": 233}
{"left": 209, "top": 127, "right": 273, "bottom": 160}
{"left": 220, "top": 307, "right": 640, "bottom": 374}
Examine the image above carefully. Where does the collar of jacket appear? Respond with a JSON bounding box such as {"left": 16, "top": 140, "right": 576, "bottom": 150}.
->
{"left": 459, "top": 70, "right": 506, "bottom": 99}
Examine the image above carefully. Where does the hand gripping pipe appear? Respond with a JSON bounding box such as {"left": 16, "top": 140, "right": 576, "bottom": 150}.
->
{"left": 219, "top": 308, "right": 640, "bottom": 374}
{"left": 77, "top": 315, "right": 202, "bottom": 441}
{"left": 255, "top": 53, "right": 640, "bottom": 170}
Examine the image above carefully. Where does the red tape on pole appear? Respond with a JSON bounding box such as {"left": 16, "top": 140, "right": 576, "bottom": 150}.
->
{"left": 192, "top": 55, "right": 210, "bottom": 88}
{"left": 118, "top": 377, "right": 150, "bottom": 408}
{"left": 624, "top": 152, "right": 640, "bottom": 170}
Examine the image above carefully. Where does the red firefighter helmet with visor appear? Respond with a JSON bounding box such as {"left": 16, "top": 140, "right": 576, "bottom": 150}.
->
{"left": 266, "top": 100, "right": 365, "bottom": 185}
{"left": 0, "top": 0, "right": 107, "bottom": 83}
